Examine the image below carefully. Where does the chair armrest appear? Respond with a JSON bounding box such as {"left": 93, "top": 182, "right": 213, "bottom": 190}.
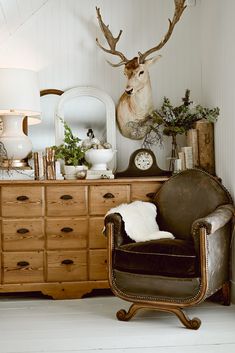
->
{"left": 192, "top": 204, "right": 234, "bottom": 297}
{"left": 192, "top": 204, "right": 234, "bottom": 236}
{"left": 104, "top": 213, "right": 133, "bottom": 247}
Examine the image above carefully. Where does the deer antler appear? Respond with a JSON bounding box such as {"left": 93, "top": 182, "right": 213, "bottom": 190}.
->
{"left": 138, "top": 0, "right": 187, "bottom": 63}
{"left": 96, "top": 7, "right": 129, "bottom": 67}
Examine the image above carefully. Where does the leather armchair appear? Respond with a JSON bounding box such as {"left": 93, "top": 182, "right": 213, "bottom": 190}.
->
{"left": 104, "top": 169, "right": 234, "bottom": 329}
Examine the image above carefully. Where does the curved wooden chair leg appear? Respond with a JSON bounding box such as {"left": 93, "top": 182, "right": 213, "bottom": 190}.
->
{"left": 116, "top": 304, "right": 140, "bottom": 321}
{"left": 116, "top": 303, "right": 201, "bottom": 330}
{"left": 222, "top": 281, "right": 231, "bottom": 306}
{"left": 171, "top": 307, "right": 201, "bottom": 330}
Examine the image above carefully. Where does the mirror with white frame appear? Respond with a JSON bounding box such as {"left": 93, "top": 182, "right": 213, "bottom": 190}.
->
{"left": 55, "top": 86, "right": 116, "bottom": 171}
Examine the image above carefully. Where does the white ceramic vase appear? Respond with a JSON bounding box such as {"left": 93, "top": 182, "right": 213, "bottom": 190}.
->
{"left": 85, "top": 149, "right": 114, "bottom": 170}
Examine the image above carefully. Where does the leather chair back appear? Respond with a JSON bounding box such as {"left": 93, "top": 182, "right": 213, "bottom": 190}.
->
{"left": 154, "top": 169, "right": 232, "bottom": 240}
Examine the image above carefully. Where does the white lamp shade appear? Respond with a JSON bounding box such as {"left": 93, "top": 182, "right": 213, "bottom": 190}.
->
{"left": 0, "top": 68, "right": 41, "bottom": 125}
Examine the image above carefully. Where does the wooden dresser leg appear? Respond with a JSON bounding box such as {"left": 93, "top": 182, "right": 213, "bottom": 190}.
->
{"left": 41, "top": 288, "right": 88, "bottom": 300}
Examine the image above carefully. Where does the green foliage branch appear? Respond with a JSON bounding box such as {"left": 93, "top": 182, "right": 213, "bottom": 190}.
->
{"left": 143, "top": 89, "right": 220, "bottom": 147}
{"left": 52, "top": 119, "right": 86, "bottom": 166}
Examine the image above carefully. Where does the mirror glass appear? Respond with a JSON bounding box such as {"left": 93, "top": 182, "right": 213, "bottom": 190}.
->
{"left": 63, "top": 96, "right": 106, "bottom": 141}
{"left": 28, "top": 91, "right": 62, "bottom": 152}
{"left": 56, "top": 87, "right": 116, "bottom": 170}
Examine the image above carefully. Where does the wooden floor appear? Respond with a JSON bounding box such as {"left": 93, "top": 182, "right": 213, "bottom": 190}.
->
{"left": 0, "top": 294, "right": 235, "bottom": 353}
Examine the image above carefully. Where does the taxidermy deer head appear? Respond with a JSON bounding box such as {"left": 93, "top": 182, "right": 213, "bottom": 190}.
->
{"left": 96, "top": 0, "right": 187, "bottom": 139}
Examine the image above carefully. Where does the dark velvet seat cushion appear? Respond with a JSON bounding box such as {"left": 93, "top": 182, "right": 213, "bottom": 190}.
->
{"left": 114, "top": 238, "right": 199, "bottom": 278}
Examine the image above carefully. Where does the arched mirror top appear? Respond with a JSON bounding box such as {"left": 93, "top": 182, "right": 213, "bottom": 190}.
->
{"left": 40, "top": 89, "right": 64, "bottom": 97}
{"left": 55, "top": 86, "right": 116, "bottom": 170}
{"left": 28, "top": 89, "right": 64, "bottom": 152}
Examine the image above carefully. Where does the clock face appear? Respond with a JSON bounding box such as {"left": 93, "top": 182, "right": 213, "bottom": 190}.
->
{"left": 134, "top": 151, "right": 153, "bottom": 170}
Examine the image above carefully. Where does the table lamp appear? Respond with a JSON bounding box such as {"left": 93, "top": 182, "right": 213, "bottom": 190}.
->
{"left": 0, "top": 68, "right": 41, "bottom": 168}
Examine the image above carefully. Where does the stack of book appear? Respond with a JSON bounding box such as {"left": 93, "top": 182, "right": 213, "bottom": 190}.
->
{"left": 175, "top": 121, "right": 215, "bottom": 175}
{"left": 178, "top": 146, "right": 194, "bottom": 171}
{"left": 175, "top": 128, "right": 197, "bottom": 172}
{"left": 86, "top": 169, "right": 114, "bottom": 179}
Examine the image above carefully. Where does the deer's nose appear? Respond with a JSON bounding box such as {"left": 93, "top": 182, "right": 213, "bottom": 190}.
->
{"left": 126, "top": 88, "right": 133, "bottom": 95}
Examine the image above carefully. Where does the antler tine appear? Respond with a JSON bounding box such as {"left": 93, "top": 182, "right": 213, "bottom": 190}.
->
{"left": 106, "top": 59, "right": 128, "bottom": 67}
{"left": 96, "top": 7, "right": 129, "bottom": 66}
{"left": 139, "top": 0, "right": 187, "bottom": 63}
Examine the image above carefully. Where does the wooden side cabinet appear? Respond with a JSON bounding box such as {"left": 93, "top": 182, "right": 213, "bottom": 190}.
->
{"left": 0, "top": 177, "right": 167, "bottom": 299}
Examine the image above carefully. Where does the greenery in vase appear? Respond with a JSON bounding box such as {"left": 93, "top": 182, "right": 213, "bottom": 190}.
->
{"left": 143, "top": 89, "right": 220, "bottom": 147}
{"left": 52, "top": 119, "right": 86, "bottom": 166}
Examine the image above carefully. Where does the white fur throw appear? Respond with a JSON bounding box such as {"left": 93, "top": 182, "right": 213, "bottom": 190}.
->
{"left": 105, "top": 201, "right": 174, "bottom": 242}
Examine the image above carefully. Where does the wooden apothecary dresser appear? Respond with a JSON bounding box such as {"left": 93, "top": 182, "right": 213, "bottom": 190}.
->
{"left": 0, "top": 177, "right": 167, "bottom": 299}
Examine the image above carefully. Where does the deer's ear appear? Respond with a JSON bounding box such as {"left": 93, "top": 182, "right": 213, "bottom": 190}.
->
{"left": 145, "top": 55, "right": 162, "bottom": 66}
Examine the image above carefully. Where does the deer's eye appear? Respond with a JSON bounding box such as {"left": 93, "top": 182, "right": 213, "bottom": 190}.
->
{"left": 139, "top": 71, "right": 144, "bottom": 76}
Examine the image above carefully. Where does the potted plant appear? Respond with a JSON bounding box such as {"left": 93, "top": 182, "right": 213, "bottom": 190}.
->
{"left": 143, "top": 89, "right": 219, "bottom": 155}
{"left": 52, "top": 119, "right": 86, "bottom": 178}
{"left": 141, "top": 89, "right": 220, "bottom": 172}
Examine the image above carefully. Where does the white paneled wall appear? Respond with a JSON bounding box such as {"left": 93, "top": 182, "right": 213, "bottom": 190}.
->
{"left": 0, "top": 0, "right": 47, "bottom": 43}
{"left": 0, "top": 0, "right": 201, "bottom": 171}
{"left": 200, "top": 0, "right": 235, "bottom": 302}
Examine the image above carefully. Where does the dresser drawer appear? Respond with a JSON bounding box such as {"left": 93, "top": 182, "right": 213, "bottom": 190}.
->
{"left": 131, "top": 182, "right": 162, "bottom": 202}
{"left": 89, "top": 185, "right": 130, "bottom": 215}
{"left": 89, "top": 249, "right": 108, "bottom": 280}
{"left": 2, "top": 219, "right": 44, "bottom": 251}
{"left": 46, "top": 186, "right": 88, "bottom": 216}
{"left": 47, "top": 251, "right": 87, "bottom": 282}
{"left": 89, "top": 217, "right": 107, "bottom": 249}
{"left": 3, "top": 251, "right": 44, "bottom": 284}
{"left": 1, "top": 186, "right": 43, "bottom": 217}
{"left": 46, "top": 218, "right": 88, "bottom": 250}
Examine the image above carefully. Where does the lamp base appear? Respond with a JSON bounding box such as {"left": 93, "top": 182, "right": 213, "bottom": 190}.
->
{"left": 0, "top": 115, "right": 33, "bottom": 162}
{"left": 0, "top": 159, "right": 28, "bottom": 168}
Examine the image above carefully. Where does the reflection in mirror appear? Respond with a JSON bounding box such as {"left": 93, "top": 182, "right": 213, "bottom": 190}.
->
{"left": 28, "top": 90, "right": 63, "bottom": 152}
{"left": 56, "top": 87, "right": 116, "bottom": 170}
{"left": 63, "top": 96, "right": 106, "bottom": 141}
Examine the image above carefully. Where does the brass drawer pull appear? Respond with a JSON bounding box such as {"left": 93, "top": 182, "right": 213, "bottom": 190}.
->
{"left": 103, "top": 192, "right": 115, "bottom": 199}
{"left": 16, "top": 195, "right": 29, "bottom": 201}
{"left": 17, "top": 261, "right": 29, "bottom": 267}
{"left": 60, "top": 194, "right": 73, "bottom": 200}
{"left": 146, "top": 192, "right": 156, "bottom": 199}
{"left": 17, "top": 228, "right": 29, "bottom": 234}
{"left": 61, "top": 259, "right": 74, "bottom": 265}
{"left": 61, "top": 227, "right": 73, "bottom": 233}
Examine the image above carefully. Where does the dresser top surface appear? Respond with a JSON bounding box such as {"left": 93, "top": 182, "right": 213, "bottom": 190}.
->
{"left": 0, "top": 176, "right": 168, "bottom": 186}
